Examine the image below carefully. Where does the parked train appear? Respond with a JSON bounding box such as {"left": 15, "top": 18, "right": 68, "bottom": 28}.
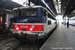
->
{"left": 10, "top": 6, "right": 58, "bottom": 42}
{"left": 0, "top": 13, "right": 13, "bottom": 34}
{"left": 62, "top": 18, "right": 75, "bottom": 26}
{"left": 69, "top": 20, "right": 75, "bottom": 26}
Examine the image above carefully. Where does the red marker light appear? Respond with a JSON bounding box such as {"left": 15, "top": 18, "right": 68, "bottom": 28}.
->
{"left": 16, "top": 27, "right": 19, "bottom": 30}
{"left": 30, "top": 28, "right": 33, "bottom": 31}
{"left": 4, "top": 22, "right": 7, "bottom": 25}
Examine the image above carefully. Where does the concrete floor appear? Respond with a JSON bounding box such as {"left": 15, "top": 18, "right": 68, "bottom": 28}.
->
{"left": 40, "top": 24, "right": 75, "bottom": 50}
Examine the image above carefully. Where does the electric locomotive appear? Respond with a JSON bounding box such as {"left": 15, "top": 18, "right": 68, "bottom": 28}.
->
{"left": 11, "top": 6, "right": 57, "bottom": 42}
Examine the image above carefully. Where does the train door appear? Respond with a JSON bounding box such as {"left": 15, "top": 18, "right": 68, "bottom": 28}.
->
{"left": 0, "top": 13, "right": 6, "bottom": 30}
{"left": 0, "top": 16, "right": 2, "bottom": 29}
{"left": 47, "top": 13, "right": 52, "bottom": 33}
{"left": 2, "top": 13, "right": 6, "bottom": 30}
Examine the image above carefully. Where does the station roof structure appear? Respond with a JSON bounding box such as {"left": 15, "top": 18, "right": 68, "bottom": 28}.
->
{"left": 0, "top": 0, "right": 75, "bottom": 17}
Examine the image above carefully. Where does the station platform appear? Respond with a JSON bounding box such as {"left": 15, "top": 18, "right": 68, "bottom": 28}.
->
{"left": 40, "top": 24, "right": 75, "bottom": 50}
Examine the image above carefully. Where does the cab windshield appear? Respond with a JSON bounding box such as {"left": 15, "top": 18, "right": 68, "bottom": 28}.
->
{"left": 14, "top": 8, "right": 37, "bottom": 17}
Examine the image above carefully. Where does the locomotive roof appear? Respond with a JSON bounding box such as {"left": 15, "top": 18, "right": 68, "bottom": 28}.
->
{"left": 13, "top": 5, "right": 56, "bottom": 20}
{"left": 13, "top": 6, "right": 43, "bottom": 10}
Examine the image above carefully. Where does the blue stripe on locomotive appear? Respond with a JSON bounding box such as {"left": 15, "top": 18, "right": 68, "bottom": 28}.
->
{"left": 13, "top": 8, "right": 46, "bottom": 23}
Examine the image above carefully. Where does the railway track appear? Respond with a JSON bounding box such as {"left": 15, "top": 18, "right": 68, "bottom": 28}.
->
{"left": 13, "top": 42, "right": 41, "bottom": 50}
{"left": 12, "top": 28, "right": 57, "bottom": 50}
{"left": 0, "top": 38, "right": 20, "bottom": 50}
{"left": 0, "top": 27, "right": 56, "bottom": 50}
{"left": 13, "top": 39, "right": 47, "bottom": 50}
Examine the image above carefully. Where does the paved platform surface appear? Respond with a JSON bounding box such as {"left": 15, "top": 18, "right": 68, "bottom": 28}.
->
{"left": 40, "top": 24, "right": 75, "bottom": 50}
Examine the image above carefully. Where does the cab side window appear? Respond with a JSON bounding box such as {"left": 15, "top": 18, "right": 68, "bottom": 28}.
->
{"left": 48, "top": 20, "right": 51, "bottom": 25}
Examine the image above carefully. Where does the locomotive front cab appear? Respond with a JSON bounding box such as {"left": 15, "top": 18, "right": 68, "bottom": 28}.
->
{"left": 12, "top": 6, "right": 46, "bottom": 39}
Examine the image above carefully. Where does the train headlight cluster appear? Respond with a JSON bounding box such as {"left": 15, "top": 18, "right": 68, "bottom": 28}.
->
{"left": 16, "top": 27, "right": 19, "bottom": 30}
{"left": 30, "top": 25, "right": 35, "bottom": 32}
{"left": 4, "top": 22, "right": 7, "bottom": 25}
{"left": 30, "top": 28, "right": 33, "bottom": 31}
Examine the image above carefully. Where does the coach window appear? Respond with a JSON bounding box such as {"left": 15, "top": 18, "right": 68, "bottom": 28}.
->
{"left": 48, "top": 20, "right": 51, "bottom": 25}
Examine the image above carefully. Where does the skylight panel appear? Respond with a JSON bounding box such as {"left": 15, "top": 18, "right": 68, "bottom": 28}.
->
{"left": 12, "top": 0, "right": 28, "bottom": 6}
